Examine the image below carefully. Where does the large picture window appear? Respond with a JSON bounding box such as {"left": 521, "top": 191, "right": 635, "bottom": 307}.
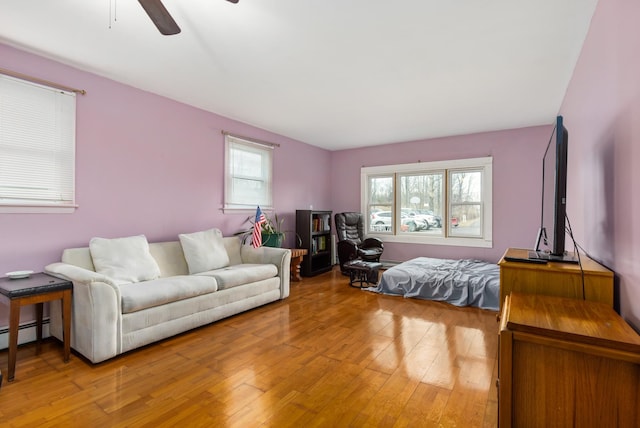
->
{"left": 361, "top": 157, "right": 492, "bottom": 248}
{"left": 224, "top": 134, "right": 273, "bottom": 211}
{"left": 0, "top": 74, "right": 77, "bottom": 213}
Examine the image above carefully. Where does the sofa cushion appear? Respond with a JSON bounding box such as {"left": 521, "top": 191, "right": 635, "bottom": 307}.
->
{"left": 119, "top": 275, "right": 219, "bottom": 314}
{"left": 89, "top": 235, "right": 161, "bottom": 285}
{"left": 149, "top": 241, "right": 190, "bottom": 277}
{"left": 179, "top": 228, "right": 230, "bottom": 274}
{"left": 223, "top": 236, "right": 243, "bottom": 266}
{"left": 196, "top": 263, "right": 278, "bottom": 290}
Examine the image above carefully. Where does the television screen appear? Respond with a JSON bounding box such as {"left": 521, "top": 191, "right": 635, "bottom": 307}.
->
{"left": 531, "top": 116, "right": 577, "bottom": 263}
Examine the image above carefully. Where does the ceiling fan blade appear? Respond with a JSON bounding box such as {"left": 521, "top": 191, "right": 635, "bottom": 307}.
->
{"left": 138, "top": 0, "right": 181, "bottom": 35}
{"left": 227, "top": 0, "right": 239, "bottom": 3}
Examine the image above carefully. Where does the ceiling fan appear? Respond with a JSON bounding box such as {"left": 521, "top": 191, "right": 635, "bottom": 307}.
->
{"left": 138, "top": 0, "right": 239, "bottom": 35}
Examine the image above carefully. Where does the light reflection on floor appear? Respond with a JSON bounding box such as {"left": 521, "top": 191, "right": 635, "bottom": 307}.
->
{"left": 367, "top": 304, "right": 493, "bottom": 391}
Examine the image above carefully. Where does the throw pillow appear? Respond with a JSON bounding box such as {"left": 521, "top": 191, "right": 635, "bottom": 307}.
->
{"left": 89, "top": 235, "right": 161, "bottom": 285}
{"left": 179, "top": 228, "right": 230, "bottom": 274}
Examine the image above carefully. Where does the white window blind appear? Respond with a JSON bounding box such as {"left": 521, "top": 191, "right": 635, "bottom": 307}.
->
{"left": 224, "top": 134, "right": 273, "bottom": 211}
{"left": 0, "top": 74, "right": 76, "bottom": 212}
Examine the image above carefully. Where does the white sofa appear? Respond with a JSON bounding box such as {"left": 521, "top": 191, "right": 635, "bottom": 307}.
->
{"left": 45, "top": 232, "right": 291, "bottom": 363}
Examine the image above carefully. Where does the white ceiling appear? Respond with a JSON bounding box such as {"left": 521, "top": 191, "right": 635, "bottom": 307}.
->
{"left": 0, "top": 0, "right": 598, "bottom": 150}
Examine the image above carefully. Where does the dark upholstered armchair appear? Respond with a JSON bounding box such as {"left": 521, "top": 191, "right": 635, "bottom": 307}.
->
{"left": 334, "top": 212, "right": 384, "bottom": 274}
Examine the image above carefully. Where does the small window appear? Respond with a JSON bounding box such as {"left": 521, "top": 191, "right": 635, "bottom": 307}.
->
{"left": 224, "top": 134, "right": 273, "bottom": 211}
{"left": 0, "top": 74, "right": 77, "bottom": 213}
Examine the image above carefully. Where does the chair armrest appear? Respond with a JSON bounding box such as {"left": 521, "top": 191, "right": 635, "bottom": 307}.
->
{"left": 362, "top": 237, "right": 384, "bottom": 250}
{"left": 337, "top": 240, "right": 358, "bottom": 268}
{"left": 337, "top": 240, "right": 358, "bottom": 252}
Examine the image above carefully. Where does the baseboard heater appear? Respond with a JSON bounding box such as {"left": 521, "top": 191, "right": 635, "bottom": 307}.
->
{"left": 0, "top": 319, "right": 51, "bottom": 351}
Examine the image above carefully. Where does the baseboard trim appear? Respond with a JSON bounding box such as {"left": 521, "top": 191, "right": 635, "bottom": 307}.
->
{"left": 0, "top": 319, "right": 51, "bottom": 351}
{"left": 380, "top": 259, "right": 402, "bottom": 268}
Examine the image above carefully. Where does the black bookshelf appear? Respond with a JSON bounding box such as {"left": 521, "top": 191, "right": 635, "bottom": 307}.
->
{"left": 296, "top": 210, "right": 333, "bottom": 276}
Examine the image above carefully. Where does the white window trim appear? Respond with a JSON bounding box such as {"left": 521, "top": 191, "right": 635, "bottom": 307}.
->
{"left": 361, "top": 157, "right": 493, "bottom": 248}
{"left": 223, "top": 134, "right": 273, "bottom": 212}
{"left": 0, "top": 74, "right": 77, "bottom": 214}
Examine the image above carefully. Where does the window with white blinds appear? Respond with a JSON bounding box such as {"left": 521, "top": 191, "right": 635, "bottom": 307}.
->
{"left": 224, "top": 134, "right": 273, "bottom": 211}
{"left": 0, "top": 74, "right": 76, "bottom": 213}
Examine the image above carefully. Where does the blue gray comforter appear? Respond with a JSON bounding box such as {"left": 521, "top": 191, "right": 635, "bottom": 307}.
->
{"left": 365, "top": 257, "right": 500, "bottom": 311}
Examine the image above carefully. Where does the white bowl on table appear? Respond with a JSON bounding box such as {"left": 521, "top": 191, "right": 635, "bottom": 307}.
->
{"left": 5, "top": 270, "right": 34, "bottom": 279}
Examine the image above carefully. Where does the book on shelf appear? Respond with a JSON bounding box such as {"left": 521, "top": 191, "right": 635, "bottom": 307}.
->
{"left": 311, "top": 236, "right": 329, "bottom": 254}
{"left": 311, "top": 215, "right": 331, "bottom": 232}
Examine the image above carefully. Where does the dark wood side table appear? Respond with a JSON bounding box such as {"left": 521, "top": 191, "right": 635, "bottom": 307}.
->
{"left": 0, "top": 273, "right": 72, "bottom": 382}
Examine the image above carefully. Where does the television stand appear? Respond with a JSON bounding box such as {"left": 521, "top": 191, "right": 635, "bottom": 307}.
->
{"left": 498, "top": 248, "right": 613, "bottom": 310}
{"left": 527, "top": 249, "right": 579, "bottom": 264}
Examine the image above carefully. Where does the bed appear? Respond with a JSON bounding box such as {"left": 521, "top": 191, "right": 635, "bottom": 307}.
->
{"left": 365, "top": 257, "right": 500, "bottom": 311}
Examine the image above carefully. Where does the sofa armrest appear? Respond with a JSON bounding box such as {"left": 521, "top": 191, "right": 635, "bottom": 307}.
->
{"left": 46, "top": 262, "right": 117, "bottom": 285}
{"left": 239, "top": 246, "right": 291, "bottom": 299}
{"left": 44, "top": 262, "right": 123, "bottom": 363}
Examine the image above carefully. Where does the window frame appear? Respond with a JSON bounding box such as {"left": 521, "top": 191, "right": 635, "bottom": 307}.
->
{"left": 397, "top": 170, "right": 445, "bottom": 237}
{"left": 223, "top": 134, "right": 274, "bottom": 212}
{"left": 366, "top": 174, "right": 395, "bottom": 233}
{"left": 361, "top": 157, "right": 493, "bottom": 248}
{"left": 0, "top": 74, "right": 77, "bottom": 214}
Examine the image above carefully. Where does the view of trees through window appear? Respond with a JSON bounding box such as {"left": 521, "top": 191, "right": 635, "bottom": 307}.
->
{"left": 366, "top": 168, "right": 484, "bottom": 238}
{"left": 367, "top": 175, "right": 394, "bottom": 232}
{"left": 449, "top": 169, "right": 482, "bottom": 237}
{"left": 399, "top": 172, "right": 444, "bottom": 235}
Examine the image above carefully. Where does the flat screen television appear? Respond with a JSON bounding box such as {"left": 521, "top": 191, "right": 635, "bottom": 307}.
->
{"left": 530, "top": 115, "right": 578, "bottom": 263}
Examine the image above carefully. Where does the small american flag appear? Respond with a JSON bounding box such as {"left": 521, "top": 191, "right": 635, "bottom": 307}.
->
{"left": 252, "top": 206, "right": 266, "bottom": 248}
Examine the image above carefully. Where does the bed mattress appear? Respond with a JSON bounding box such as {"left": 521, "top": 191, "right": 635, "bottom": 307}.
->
{"left": 366, "top": 257, "right": 500, "bottom": 311}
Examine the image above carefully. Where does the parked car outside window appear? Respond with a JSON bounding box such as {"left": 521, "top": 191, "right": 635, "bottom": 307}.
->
{"left": 371, "top": 210, "right": 392, "bottom": 231}
{"left": 408, "top": 209, "right": 443, "bottom": 229}
{"left": 372, "top": 210, "right": 429, "bottom": 232}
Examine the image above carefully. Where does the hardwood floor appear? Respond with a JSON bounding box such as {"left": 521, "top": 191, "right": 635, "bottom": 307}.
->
{"left": 0, "top": 267, "right": 498, "bottom": 427}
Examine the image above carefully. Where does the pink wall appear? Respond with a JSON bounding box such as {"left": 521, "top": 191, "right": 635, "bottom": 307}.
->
{"left": 0, "top": 43, "right": 331, "bottom": 327}
{"left": 10, "top": 6, "right": 636, "bottom": 334}
{"left": 330, "top": 126, "right": 551, "bottom": 263}
{"left": 560, "top": 0, "right": 640, "bottom": 326}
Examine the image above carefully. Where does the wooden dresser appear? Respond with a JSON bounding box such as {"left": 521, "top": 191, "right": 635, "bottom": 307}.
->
{"left": 498, "top": 248, "right": 614, "bottom": 309}
{"left": 498, "top": 293, "right": 640, "bottom": 427}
